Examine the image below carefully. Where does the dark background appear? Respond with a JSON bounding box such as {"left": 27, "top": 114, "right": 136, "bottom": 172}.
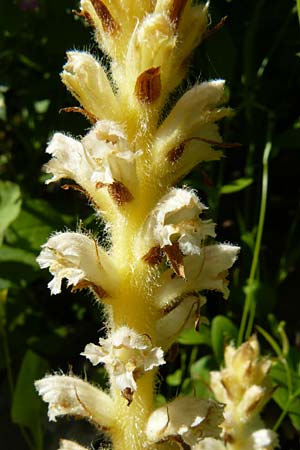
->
{"left": 1, "top": 0, "right": 300, "bottom": 449}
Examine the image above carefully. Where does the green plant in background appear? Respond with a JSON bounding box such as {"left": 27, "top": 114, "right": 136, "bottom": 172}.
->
{"left": 1, "top": 1, "right": 300, "bottom": 449}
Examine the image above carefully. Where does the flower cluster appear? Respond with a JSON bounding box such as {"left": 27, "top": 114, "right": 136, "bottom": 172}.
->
{"left": 34, "top": 1, "right": 247, "bottom": 450}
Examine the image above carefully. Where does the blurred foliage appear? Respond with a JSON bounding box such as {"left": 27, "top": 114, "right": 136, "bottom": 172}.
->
{"left": 0, "top": 0, "right": 300, "bottom": 449}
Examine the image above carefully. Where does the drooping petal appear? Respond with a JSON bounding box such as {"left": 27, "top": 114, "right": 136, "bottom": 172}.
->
{"left": 146, "top": 397, "right": 223, "bottom": 446}
{"left": 37, "top": 232, "right": 118, "bottom": 298}
{"left": 61, "top": 51, "right": 119, "bottom": 121}
{"left": 35, "top": 375, "right": 114, "bottom": 427}
{"left": 81, "top": 326, "right": 165, "bottom": 396}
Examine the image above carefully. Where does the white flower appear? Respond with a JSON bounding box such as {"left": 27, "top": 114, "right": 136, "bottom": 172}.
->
{"left": 144, "top": 188, "right": 215, "bottom": 256}
{"left": 157, "top": 295, "right": 206, "bottom": 349}
{"left": 146, "top": 397, "right": 223, "bottom": 446}
{"left": 81, "top": 326, "right": 165, "bottom": 397}
{"left": 61, "top": 51, "right": 119, "bottom": 121}
{"left": 35, "top": 375, "right": 114, "bottom": 427}
{"left": 156, "top": 244, "right": 239, "bottom": 310}
{"left": 152, "top": 80, "right": 230, "bottom": 183}
{"left": 37, "top": 232, "right": 118, "bottom": 298}
{"left": 44, "top": 120, "right": 141, "bottom": 206}
{"left": 193, "top": 437, "right": 226, "bottom": 450}
{"left": 251, "top": 429, "right": 279, "bottom": 450}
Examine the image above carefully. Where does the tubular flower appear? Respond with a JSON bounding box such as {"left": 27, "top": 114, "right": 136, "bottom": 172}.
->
{"left": 81, "top": 326, "right": 165, "bottom": 400}
{"left": 61, "top": 51, "right": 119, "bottom": 122}
{"left": 36, "top": 232, "right": 118, "bottom": 298}
{"left": 35, "top": 375, "right": 114, "bottom": 427}
{"left": 44, "top": 120, "right": 141, "bottom": 207}
{"left": 146, "top": 397, "right": 224, "bottom": 447}
{"left": 156, "top": 244, "right": 240, "bottom": 310}
{"left": 142, "top": 188, "right": 215, "bottom": 258}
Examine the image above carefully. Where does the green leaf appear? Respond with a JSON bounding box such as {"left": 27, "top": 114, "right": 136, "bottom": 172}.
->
{"left": 189, "top": 355, "right": 216, "bottom": 399}
{"left": 178, "top": 324, "right": 211, "bottom": 346}
{"left": 220, "top": 178, "right": 253, "bottom": 195}
{"left": 0, "top": 181, "right": 22, "bottom": 244}
{"left": 11, "top": 350, "right": 48, "bottom": 450}
{"left": 211, "top": 315, "right": 238, "bottom": 363}
{"left": 0, "top": 246, "right": 37, "bottom": 267}
{"left": 273, "top": 386, "right": 300, "bottom": 430}
{"left": 166, "top": 369, "right": 182, "bottom": 387}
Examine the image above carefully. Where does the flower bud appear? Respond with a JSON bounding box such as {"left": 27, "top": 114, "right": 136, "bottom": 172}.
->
{"left": 61, "top": 51, "right": 118, "bottom": 121}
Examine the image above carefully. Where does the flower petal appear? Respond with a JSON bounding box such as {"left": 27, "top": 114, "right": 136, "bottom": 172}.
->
{"left": 146, "top": 397, "right": 224, "bottom": 446}
{"left": 58, "top": 440, "right": 88, "bottom": 450}
{"left": 35, "top": 375, "right": 114, "bottom": 427}
{"left": 37, "top": 232, "right": 118, "bottom": 297}
{"left": 61, "top": 51, "right": 119, "bottom": 121}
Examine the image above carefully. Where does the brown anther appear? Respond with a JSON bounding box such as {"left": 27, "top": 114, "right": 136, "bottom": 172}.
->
{"left": 224, "top": 432, "right": 235, "bottom": 444}
{"left": 169, "top": 0, "right": 188, "bottom": 27}
{"left": 122, "top": 387, "right": 134, "bottom": 406}
{"left": 142, "top": 245, "right": 164, "bottom": 265}
{"left": 167, "top": 142, "right": 185, "bottom": 163}
{"left": 95, "top": 181, "right": 106, "bottom": 189}
{"left": 108, "top": 181, "right": 133, "bottom": 205}
{"left": 135, "top": 67, "right": 161, "bottom": 104}
{"left": 90, "top": 0, "right": 120, "bottom": 35}
{"left": 72, "top": 9, "right": 94, "bottom": 27}
{"left": 59, "top": 106, "right": 97, "bottom": 124}
{"left": 203, "top": 15, "right": 228, "bottom": 40}
{"left": 163, "top": 242, "right": 185, "bottom": 278}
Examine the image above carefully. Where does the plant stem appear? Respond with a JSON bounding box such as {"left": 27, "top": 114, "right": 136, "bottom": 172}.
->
{"left": 238, "top": 132, "right": 272, "bottom": 345}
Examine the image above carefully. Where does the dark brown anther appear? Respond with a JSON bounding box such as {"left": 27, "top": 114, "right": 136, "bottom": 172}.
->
{"left": 108, "top": 181, "right": 133, "bottom": 205}
{"left": 163, "top": 242, "right": 185, "bottom": 278}
{"left": 122, "top": 387, "right": 134, "bottom": 406}
{"left": 169, "top": 0, "right": 188, "bottom": 27}
{"left": 203, "top": 15, "right": 228, "bottom": 41}
{"left": 72, "top": 9, "right": 94, "bottom": 27}
{"left": 167, "top": 142, "right": 185, "bottom": 163}
{"left": 90, "top": 0, "right": 120, "bottom": 35}
{"left": 135, "top": 67, "right": 161, "bottom": 104}
{"left": 142, "top": 246, "right": 164, "bottom": 265}
{"left": 59, "top": 106, "right": 97, "bottom": 124}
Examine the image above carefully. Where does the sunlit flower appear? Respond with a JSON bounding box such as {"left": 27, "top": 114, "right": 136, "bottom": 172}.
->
{"left": 156, "top": 244, "right": 239, "bottom": 310}
{"left": 61, "top": 51, "right": 119, "bottom": 121}
{"left": 81, "top": 326, "right": 165, "bottom": 399}
{"left": 143, "top": 188, "right": 215, "bottom": 256}
{"left": 146, "top": 397, "right": 223, "bottom": 446}
{"left": 37, "top": 231, "right": 118, "bottom": 298}
{"left": 35, "top": 375, "right": 114, "bottom": 426}
{"left": 58, "top": 440, "right": 88, "bottom": 450}
{"left": 44, "top": 120, "right": 141, "bottom": 205}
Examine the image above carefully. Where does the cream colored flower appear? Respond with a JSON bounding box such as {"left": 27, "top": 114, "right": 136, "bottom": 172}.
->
{"left": 35, "top": 375, "right": 114, "bottom": 426}
{"left": 193, "top": 437, "right": 226, "bottom": 450}
{"left": 44, "top": 120, "right": 141, "bottom": 205}
{"left": 144, "top": 188, "right": 215, "bottom": 256}
{"left": 146, "top": 397, "right": 223, "bottom": 446}
{"left": 210, "top": 336, "right": 273, "bottom": 417}
{"left": 61, "top": 51, "right": 119, "bottom": 121}
{"left": 251, "top": 429, "right": 279, "bottom": 450}
{"left": 156, "top": 244, "right": 239, "bottom": 310}
{"left": 157, "top": 295, "right": 206, "bottom": 348}
{"left": 82, "top": 326, "right": 165, "bottom": 396}
{"left": 152, "top": 80, "right": 230, "bottom": 182}
{"left": 37, "top": 232, "right": 118, "bottom": 298}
